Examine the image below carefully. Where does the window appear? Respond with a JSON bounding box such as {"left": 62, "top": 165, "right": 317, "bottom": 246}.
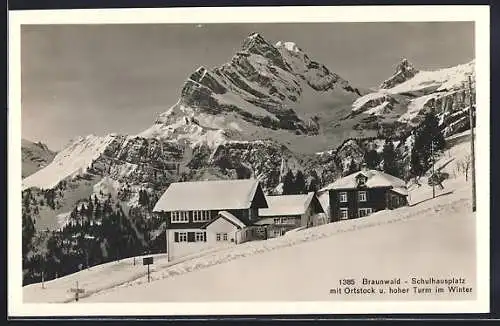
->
{"left": 175, "top": 232, "right": 187, "bottom": 242}
{"left": 356, "top": 174, "right": 367, "bottom": 187}
{"left": 392, "top": 195, "right": 400, "bottom": 208}
{"left": 340, "top": 208, "right": 349, "bottom": 220}
{"left": 358, "top": 208, "right": 373, "bottom": 218}
{"left": 193, "top": 210, "right": 210, "bottom": 222}
{"left": 274, "top": 218, "right": 281, "bottom": 225}
{"left": 339, "top": 192, "right": 348, "bottom": 203}
{"left": 216, "top": 233, "right": 228, "bottom": 241}
{"left": 358, "top": 191, "right": 367, "bottom": 202}
{"left": 195, "top": 231, "right": 206, "bottom": 242}
{"left": 171, "top": 211, "right": 188, "bottom": 223}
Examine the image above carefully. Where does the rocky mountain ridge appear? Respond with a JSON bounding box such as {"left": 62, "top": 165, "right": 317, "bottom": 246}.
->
{"left": 22, "top": 33, "right": 475, "bottom": 235}
{"left": 22, "top": 139, "right": 56, "bottom": 178}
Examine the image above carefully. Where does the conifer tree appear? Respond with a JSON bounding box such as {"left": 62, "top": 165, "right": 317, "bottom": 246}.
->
{"left": 282, "top": 170, "right": 295, "bottom": 195}
{"left": 294, "top": 170, "right": 307, "bottom": 194}
{"left": 364, "top": 149, "right": 380, "bottom": 170}
{"left": 307, "top": 170, "right": 320, "bottom": 193}
{"left": 382, "top": 140, "right": 399, "bottom": 176}
{"left": 410, "top": 111, "right": 446, "bottom": 176}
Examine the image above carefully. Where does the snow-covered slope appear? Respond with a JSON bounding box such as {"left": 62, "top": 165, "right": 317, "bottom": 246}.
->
{"left": 22, "top": 139, "right": 56, "bottom": 178}
{"left": 22, "top": 135, "right": 117, "bottom": 191}
{"left": 23, "top": 133, "right": 476, "bottom": 303}
{"left": 23, "top": 171, "right": 475, "bottom": 303}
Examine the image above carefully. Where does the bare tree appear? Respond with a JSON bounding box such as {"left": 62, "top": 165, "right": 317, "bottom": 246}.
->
{"left": 456, "top": 154, "right": 472, "bottom": 181}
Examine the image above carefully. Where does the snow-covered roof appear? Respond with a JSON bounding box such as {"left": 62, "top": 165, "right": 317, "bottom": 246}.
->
{"left": 252, "top": 217, "right": 277, "bottom": 225}
{"left": 259, "top": 192, "right": 322, "bottom": 217}
{"left": 203, "top": 211, "right": 247, "bottom": 229}
{"left": 320, "top": 169, "right": 407, "bottom": 193}
{"left": 153, "top": 179, "right": 268, "bottom": 212}
{"left": 391, "top": 187, "right": 409, "bottom": 196}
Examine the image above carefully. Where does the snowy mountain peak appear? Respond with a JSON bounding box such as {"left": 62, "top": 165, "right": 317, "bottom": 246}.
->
{"left": 275, "top": 41, "right": 302, "bottom": 53}
{"left": 380, "top": 57, "right": 419, "bottom": 89}
{"left": 397, "top": 58, "right": 417, "bottom": 72}
{"left": 135, "top": 33, "right": 363, "bottom": 152}
{"left": 22, "top": 134, "right": 118, "bottom": 190}
{"left": 242, "top": 32, "right": 274, "bottom": 53}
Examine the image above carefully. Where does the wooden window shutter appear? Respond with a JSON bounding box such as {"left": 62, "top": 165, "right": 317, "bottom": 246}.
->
{"left": 188, "top": 232, "right": 195, "bottom": 242}
{"left": 174, "top": 232, "right": 179, "bottom": 243}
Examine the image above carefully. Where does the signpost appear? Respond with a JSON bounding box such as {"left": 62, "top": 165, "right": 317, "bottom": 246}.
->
{"left": 70, "top": 281, "right": 85, "bottom": 302}
{"left": 143, "top": 256, "right": 154, "bottom": 283}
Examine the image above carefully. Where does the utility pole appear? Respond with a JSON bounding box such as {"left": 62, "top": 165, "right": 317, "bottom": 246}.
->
{"left": 166, "top": 229, "right": 170, "bottom": 262}
{"left": 431, "top": 141, "right": 435, "bottom": 199}
{"left": 467, "top": 75, "right": 476, "bottom": 212}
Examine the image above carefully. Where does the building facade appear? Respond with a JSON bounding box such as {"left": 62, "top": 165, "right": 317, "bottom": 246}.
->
{"left": 152, "top": 179, "right": 268, "bottom": 261}
{"left": 321, "top": 168, "right": 408, "bottom": 222}
{"left": 256, "top": 192, "right": 325, "bottom": 238}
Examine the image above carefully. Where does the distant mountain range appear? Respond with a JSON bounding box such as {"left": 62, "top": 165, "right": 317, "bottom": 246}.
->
{"left": 21, "top": 32, "right": 475, "bottom": 233}
{"left": 21, "top": 139, "right": 56, "bottom": 178}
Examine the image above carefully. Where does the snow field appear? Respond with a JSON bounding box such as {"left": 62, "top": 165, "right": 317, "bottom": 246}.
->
{"left": 83, "top": 180, "right": 474, "bottom": 302}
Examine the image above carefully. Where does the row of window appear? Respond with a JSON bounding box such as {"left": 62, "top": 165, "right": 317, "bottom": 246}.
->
{"left": 174, "top": 231, "right": 207, "bottom": 242}
{"left": 171, "top": 210, "right": 211, "bottom": 223}
{"left": 339, "top": 207, "right": 373, "bottom": 220}
{"left": 173, "top": 231, "right": 233, "bottom": 242}
{"left": 216, "top": 233, "right": 229, "bottom": 241}
{"left": 273, "top": 217, "right": 297, "bottom": 225}
{"left": 339, "top": 191, "right": 367, "bottom": 203}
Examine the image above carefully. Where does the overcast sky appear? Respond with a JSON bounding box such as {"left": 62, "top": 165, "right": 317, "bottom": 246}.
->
{"left": 21, "top": 22, "right": 474, "bottom": 150}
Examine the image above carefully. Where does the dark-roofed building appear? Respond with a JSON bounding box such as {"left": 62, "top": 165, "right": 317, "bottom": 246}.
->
{"left": 320, "top": 167, "right": 408, "bottom": 222}
{"left": 153, "top": 179, "right": 268, "bottom": 261}
{"left": 255, "top": 192, "right": 325, "bottom": 238}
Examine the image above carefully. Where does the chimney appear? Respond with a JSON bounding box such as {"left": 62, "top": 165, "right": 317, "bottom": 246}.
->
{"left": 361, "top": 163, "right": 368, "bottom": 171}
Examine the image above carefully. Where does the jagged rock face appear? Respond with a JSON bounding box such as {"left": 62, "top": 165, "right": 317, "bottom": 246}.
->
{"left": 21, "top": 33, "right": 475, "bottom": 234}
{"left": 209, "top": 140, "right": 290, "bottom": 191}
{"left": 380, "top": 58, "right": 419, "bottom": 89}
{"left": 352, "top": 59, "right": 475, "bottom": 138}
{"left": 242, "top": 33, "right": 291, "bottom": 72}
{"left": 22, "top": 139, "right": 56, "bottom": 178}
{"left": 335, "top": 139, "right": 366, "bottom": 171}
{"left": 352, "top": 94, "right": 400, "bottom": 116}
{"left": 275, "top": 41, "right": 359, "bottom": 94}
{"left": 144, "top": 32, "right": 361, "bottom": 147}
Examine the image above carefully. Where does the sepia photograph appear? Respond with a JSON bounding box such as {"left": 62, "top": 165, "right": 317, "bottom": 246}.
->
{"left": 9, "top": 5, "right": 490, "bottom": 316}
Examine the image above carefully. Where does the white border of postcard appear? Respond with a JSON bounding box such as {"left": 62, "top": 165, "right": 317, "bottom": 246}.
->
{"left": 8, "top": 5, "right": 490, "bottom": 316}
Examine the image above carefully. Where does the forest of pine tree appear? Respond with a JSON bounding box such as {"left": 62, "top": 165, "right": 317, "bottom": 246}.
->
{"left": 282, "top": 169, "right": 309, "bottom": 195}
{"left": 22, "top": 192, "right": 163, "bottom": 286}
{"left": 410, "top": 111, "right": 446, "bottom": 179}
